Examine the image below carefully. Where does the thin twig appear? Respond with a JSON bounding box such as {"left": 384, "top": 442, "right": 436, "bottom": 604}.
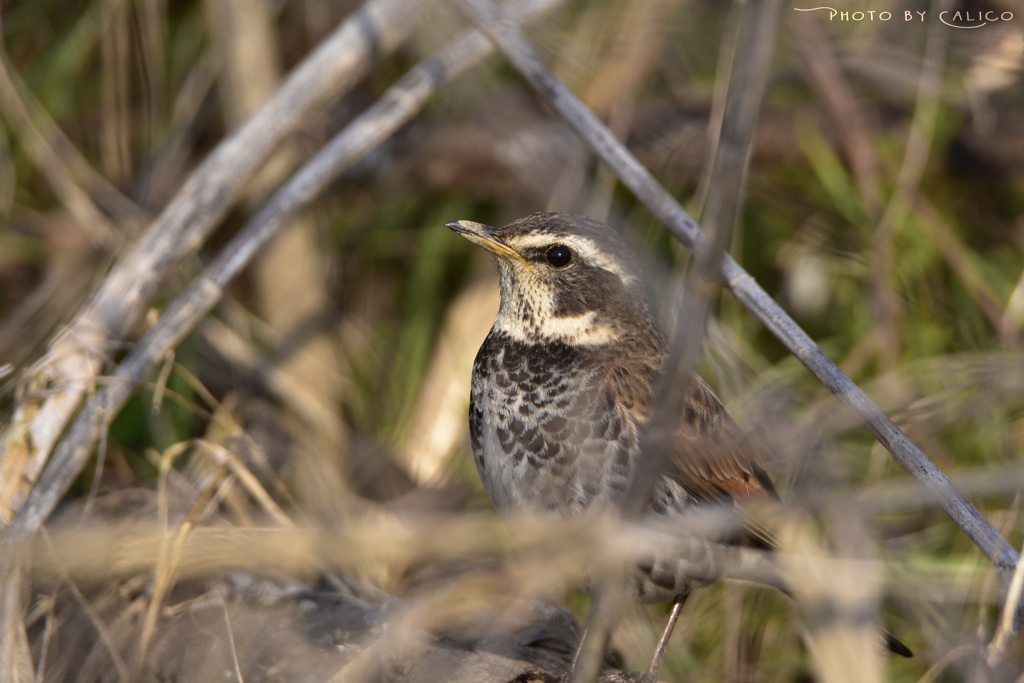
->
{"left": 452, "top": 0, "right": 1021, "bottom": 593}
{"left": 134, "top": 441, "right": 190, "bottom": 676}
{"left": 624, "top": 0, "right": 783, "bottom": 517}
{"left": 39, "top": 531, "right": 131, "bottom": 682}
{"left": 0, "top": 11, "right": 139, "bottom": 240}
{"left": 915, "top": 643, "right": 976, "bottom": 683}
{"left": 692, "top": 0, "right": 742, "bottom": 218}
{"left": 913, "top": 197, "right": 1006, "bottom": 330}
{"left": 978, "top": 491, "right": 1022, "bottom": 644}
{"left": 566, "top": 582, "right": 624, "bottom": 683}
{"left": 194, "top": 440, "right": 293, "bottom": 529}
{"left": 222, "top": 601, "right": 245, "bottom": 683}
{"left": 32, "top": 590, "right": 55, "bottom": 683}
{"left": 789, "top": 12, "right": 882, "bottom": 219}
{"left": 988, "top": 536, "right": 1024, "bottom": 665}
{"left": 0, "top": 549, "right": 25, "bottom": 677}
{"left": 870, "top": 0, "right": 953, "bottom": 368}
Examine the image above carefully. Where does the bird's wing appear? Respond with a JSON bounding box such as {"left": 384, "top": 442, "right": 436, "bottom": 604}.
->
{"left": 668, "top": 374, "right": 777, "bottom": 504}
{"left": 611, "top": 361, "right": 775, "bottom": 504}
{"left": 610, "top": 362, "right": 777, "bottom": 545}
{"left": 668, "top": 374, "right": 779, "bottom": 548}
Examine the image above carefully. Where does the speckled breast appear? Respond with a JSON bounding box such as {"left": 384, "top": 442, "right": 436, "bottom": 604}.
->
{"left": 469, "top": 328, "right": 650, "bottom": 517}
{"left": 470, "top": 329, "right": 728, "bottom": 602}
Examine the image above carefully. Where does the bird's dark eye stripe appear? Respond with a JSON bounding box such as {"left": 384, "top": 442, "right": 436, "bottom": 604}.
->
{"left": 521, "top": 247, "right": 551, "bottom": 260}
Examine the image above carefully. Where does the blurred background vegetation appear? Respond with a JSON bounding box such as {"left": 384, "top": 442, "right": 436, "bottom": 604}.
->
{"left": 1, "top": 0, "right": 1024, "bottom": 680}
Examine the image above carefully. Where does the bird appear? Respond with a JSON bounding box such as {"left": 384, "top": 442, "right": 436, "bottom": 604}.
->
{"left": 446, "top": 211, "right": 910, "bottom": 679}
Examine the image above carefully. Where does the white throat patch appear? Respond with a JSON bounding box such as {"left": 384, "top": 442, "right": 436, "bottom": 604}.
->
{"left": 494, "top": 273, "right": 620, "bottom": 346}
{"left": 495, "top": 309, "right": 619, "bottom": 345}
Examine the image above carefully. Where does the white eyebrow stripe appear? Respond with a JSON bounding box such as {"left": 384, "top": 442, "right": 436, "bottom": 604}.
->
{"left": 508, "top": 234, "right": 636, "bottom": 285}
{"left": 505, "top": 233, "right": 576, "bottom": 250}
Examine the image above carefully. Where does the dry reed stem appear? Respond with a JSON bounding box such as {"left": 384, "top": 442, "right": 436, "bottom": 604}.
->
{"left": 789, "top": 12, "right": 882, "bottom": 218}
{"left": 0, "top": 0, "right": 438, "bottom": 526}
{"left": 136, "top": 0, "right": 167, "bottom": 152}
{"left": 640, "top": 0, "right": 783, "bottom": 517}
{"left": 99, "top": 0, "right": 132, "bottom": 185}
{"left": 29, "top": 512, "right": 777, "bottom": 588}
{"left": 978, "top": 491, "right": 1023, "bottom": 644}
{"left": 0, "top": 10, "right": 139, "bottom": 241}
{"left": 1, "top": 567, "right": 25, "bottom": 682}
{"left": 580, "top": 0, "right": 675, "bottom": 224}
{"left": 135, "top": 442, "right": 191, "bottom": 675}
{"left": 581, "top": 0, "right": 673, "bottom": 120}
{"left": 913, "top": 197, "right": 1006, "bottom": 331}
{"left": 194, "top": 440, "right": 293, "bottom": 528}
{"left": 221, "top": 601, "right": 245, "bottom": 683}
{"left": 813, "top": 461, "right": 1024, "bottom": 516}
{"left": 30, "top": 592, "right": 54, "bottom": 683}
{"left": 145, "top": 54, "right": 222, "bottom": 204}
{"left": 454, "top": 0, "right": 1022, "bottom": 614}
{"left": 915, "top": 643, "right": 977, "bottom": 683}
{"left": 870, "top": 0, "right": 953, "bottom": 369}
{"left": 988, "top": 536, "right": 1024, "bottom": 665}
{"left": 150, "top": 350, "right": 175, "bottom": 414}
{"left": 204, "top": 0, "right": 286, "bottom": 135}
{"left": 691, "top": 0, "right": 741, "bottom": 219}
{"left": 167, "top": 363, "right": 221, "bottom": 416}
{"left": 400, "top": 279, "right": 501, "bottom": 484}
{"left": 39, "top": 531, "right": 131, "bottom": 682}
{"left": 781, "top": 517, "right": 882, "bottom": 683}
{"left": 9, "top": 609, "right": 31, "bottom": 683}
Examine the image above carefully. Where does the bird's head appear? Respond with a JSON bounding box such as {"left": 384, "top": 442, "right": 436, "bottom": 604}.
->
{"left": 447, "top": 212, "right": 658, "bottom": 346}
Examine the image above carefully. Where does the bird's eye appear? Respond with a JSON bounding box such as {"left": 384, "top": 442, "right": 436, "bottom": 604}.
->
{"left": 546, "top": 245, "right": 573, "bottom": 268}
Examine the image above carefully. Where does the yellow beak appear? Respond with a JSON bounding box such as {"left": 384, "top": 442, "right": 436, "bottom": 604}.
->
{"left": 445, "top": 220, "right": 532, "bottom": 272}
